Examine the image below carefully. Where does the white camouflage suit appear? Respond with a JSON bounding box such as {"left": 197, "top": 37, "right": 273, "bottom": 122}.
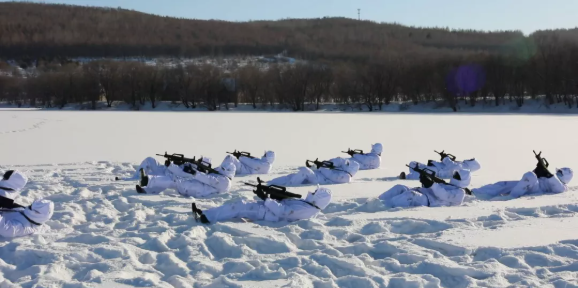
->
{"left": 379, "top": 170, "right": 471, "bottom": 208}
{"left": 134, "top": 157, "right": 170, "bottom": 178}
{"left": 473, "top": 168, "right": 573, "bottom": 199}
{"left": 141, "top": 160, "right": 236, "bottom": 197}
{"left": 203, "top": 187, "right": 332, "bottom": 223}
{"left": 0, "top": 170, "right": 55, "bottom": 238}
{"left": 220, "top": 151, "right": 275, "bottom": 176}
{"left": 405, "top": 157, "right": 481, "bottom": 180}
{"left": 349, "top": 143, "right": 382, "bottom": 170}
{"left": 267, "top": 157, "right": 360, "bottom": 187}
{"left": 134, "top": 156, "right": 211, "bottom": 179}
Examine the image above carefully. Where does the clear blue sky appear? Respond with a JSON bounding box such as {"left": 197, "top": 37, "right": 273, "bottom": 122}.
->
{"left": 13, "top": 0, "right": 578, "bottom": 34}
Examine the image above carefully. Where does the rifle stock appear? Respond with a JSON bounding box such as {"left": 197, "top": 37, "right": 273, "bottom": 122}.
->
{"left": 227, "top": 150, "right": 256, "bottom": 159}
{"left": 342, "top": 148, "right": 364, "bottom": 156}
{"left": 533, "top": 150, "right": 549, "bottom": 168}
{"left": 434, "top": 150, "right": 456, "bottom": 161}
{"left": 156, "top": 152, "right": 222, "bottom": 176}
{"left": 306, "top": 159, "right": 334, "bottom": 169}
{"left": 156, "top": 152, "right": 197, "bottom": 166}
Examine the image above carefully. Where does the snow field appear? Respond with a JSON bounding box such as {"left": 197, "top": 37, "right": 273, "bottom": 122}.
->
{"left": 1, "top": 110, "right": 578, "bottom": 287}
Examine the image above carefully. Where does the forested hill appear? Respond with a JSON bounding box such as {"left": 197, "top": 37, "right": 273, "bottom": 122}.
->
{"left": 2, "top": 2, "right": 578, "bottom": 111}
{"left": 0, "top": 2, "right": 530, "bottom": 60}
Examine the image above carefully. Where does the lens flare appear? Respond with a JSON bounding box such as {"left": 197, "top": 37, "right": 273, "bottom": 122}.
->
{"left": 446, "top": 64, "right": 486, "bottom": 97}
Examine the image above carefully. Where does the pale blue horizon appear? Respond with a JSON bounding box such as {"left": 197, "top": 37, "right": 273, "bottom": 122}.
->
{"left": 5, "top": 0, "right": 578, "bottom": 35}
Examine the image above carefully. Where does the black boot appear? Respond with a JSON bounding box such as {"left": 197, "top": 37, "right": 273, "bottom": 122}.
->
{"left": 192, "top": 203, "right": 210, "bottom": 224}
{"left": 200, "top": 214, "right": 210, "bottom": 224}
{"left": 135, "top": 185, "right": 146, "bottom": 194}
{"left": 139, "top": 168, "right": 149, "bottom": 187}
{"left": 399, "top": 172, "right": 406, "bottom": 179}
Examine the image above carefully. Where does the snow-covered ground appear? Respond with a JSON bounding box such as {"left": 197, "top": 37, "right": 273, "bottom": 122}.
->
{"left": 1, "top": 110, "right": 578, "bottom": 287}
{"left": 3, "top": 97, "right": 578, "bottom": 115}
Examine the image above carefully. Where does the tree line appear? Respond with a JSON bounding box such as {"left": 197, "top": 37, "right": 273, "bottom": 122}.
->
{"left": 2, "top": 31, "right": 578, "bottom": 111}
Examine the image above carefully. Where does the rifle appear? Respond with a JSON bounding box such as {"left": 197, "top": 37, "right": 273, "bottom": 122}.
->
{"left": 406, "top": 164, "right": 472, "bottom": 195}
{"left": 243, "top": 177, "right": 302, "bottom": 201}
{"left": 434, "top": 150, "right": 456, "bottom": 161}
{"left": 227, "top": 150, "right": 256, "bottom": 159}
{"left": 342, "top": 148, "right": 364, "bottom": 156}
{"left": 156, "top": 152, "right": 197, "bottom": 167}
{"left": 182, "top": 157, "right": 223, "bottom": 176}
{"left": 533, "top": 150, "right": 553, "bottom": 178}
{"left": 406, "top": 164, "right": 446, "bottom": 185}
{"left": 306, "top": 158, "right": 335, "bottom": 169}
{"left": 533, "top": 150, "right": 550, "bottom": 168}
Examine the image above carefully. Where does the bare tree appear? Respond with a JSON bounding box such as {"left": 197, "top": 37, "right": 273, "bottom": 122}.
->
{"left": 237, "top": 64, "right": 263, "bottom": 109}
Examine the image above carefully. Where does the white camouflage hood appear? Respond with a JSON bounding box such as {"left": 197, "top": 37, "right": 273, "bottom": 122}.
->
{"left": 0, "top": 170, "right": 28, "bottom": 194}
{"left": 262, "top": 151, "right": 275, "bottom": 164}
{"left": 23, "top": 199, "right": 54, "bottom": 224}
{"left": 332, "top": 157, "right": 359, "bottom": 175}
{"left": 371, "top": 143, "right": 383, "bottom": 155}
{"left": 449, "top": 169, "right": 471, "bottom": 188}
{"left": 305, "top": 187, "right": 332, "bottom": 210}
{"left": 462, "top": 158, "right": 481, "bottom": 172}
{"left": 218, "top": 162, "right": 236, "bottom": 178}
{"left": 556, "top": 167, "right": 573, "bottom": 184}
{"left": 346, "top": 159, "right": 360, "bottom": 175}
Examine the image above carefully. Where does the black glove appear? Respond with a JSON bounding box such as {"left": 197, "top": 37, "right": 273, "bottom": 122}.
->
{"left": 533, "top": 152, "right": 553, "bottom": 178}
{"left": 0, "top": 196, "right": 24, "bottom": 209}
{"left": 533, "top": 164, "right": 553, "bottom": 178}
{"left": 419, "top": 173, "right": 434, "bottom": 188}
{"left": 254, "top": 188, "right": 268, "bottom": 200}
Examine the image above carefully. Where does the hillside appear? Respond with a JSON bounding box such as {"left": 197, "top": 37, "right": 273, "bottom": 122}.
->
{"left": 1, "top": 2, "right": 578, "bottom": 112}
{"left": 0, "top": 2, "right": 527, "bottom": 60}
